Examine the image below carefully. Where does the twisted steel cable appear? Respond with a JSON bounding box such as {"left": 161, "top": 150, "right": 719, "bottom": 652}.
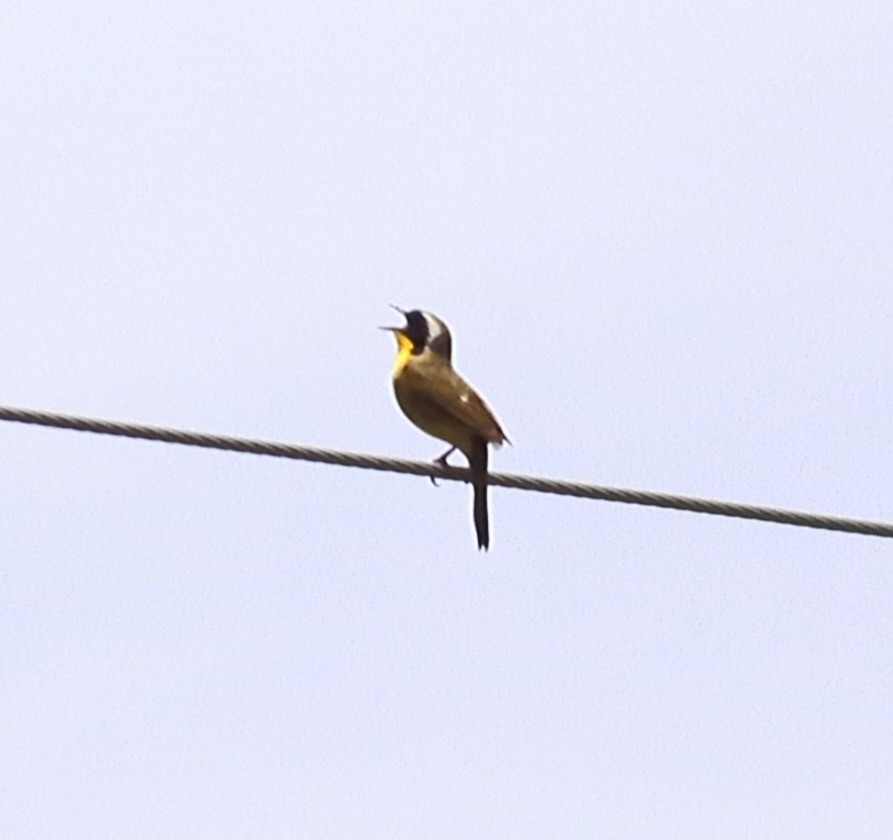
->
{"left": 1, "top": 404, "right": 890, "bottom": 539}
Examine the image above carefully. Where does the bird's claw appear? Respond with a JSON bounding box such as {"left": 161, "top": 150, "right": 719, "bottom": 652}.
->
{"left": 430, "top": 447, "right": 457, "bottom": 486}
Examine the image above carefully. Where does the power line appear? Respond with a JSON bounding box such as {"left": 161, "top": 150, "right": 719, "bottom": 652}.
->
{"left": 1, "top": 403, "right": 890, "bottom": 540}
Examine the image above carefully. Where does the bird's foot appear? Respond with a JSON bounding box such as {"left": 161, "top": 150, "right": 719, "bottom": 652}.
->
{"left": 430, "top": 447, "right": 457, "bottom": 486}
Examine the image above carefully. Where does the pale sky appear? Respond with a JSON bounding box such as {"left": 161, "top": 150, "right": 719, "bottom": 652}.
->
{"left": 2, "top": 3, "right": 892, "bottom": 838}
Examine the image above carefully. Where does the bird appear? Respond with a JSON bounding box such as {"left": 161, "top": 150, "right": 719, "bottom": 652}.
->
{"left": 382, "top": 307, "right": 508, "bottom": 550}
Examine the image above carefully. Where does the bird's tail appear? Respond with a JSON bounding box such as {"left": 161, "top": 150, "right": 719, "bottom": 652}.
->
{"left": 470, "top": 437, "right": 490, "bottom": 550}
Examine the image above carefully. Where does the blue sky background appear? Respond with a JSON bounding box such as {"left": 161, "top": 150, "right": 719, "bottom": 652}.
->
{"left": 2, "top": 3, "right": 892, "bottom": 837}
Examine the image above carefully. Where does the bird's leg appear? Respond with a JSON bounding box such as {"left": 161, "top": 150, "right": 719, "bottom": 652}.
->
{"left": 430, "top": 446, "right": 457, "bottom": 486}
{"left": 435, "top": 446, "right": 456, "bottom": 466}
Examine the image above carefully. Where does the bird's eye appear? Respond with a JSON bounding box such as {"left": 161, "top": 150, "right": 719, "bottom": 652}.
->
{"left": 403, "top": 311, "right": 430, "bottom": 349}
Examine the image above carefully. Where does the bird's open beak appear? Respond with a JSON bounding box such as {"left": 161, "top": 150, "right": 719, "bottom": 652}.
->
{"left": 379, "top": 304, "right": 407, "bottom": 332}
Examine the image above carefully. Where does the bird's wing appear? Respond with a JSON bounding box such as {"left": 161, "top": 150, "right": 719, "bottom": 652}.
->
{"left": 408, "top": 366, "right": 507, "bottom": 445}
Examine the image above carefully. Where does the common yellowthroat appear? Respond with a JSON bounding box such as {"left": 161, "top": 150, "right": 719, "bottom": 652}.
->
{"left": 382, "top": 307, "right": 508, "bottom": 550}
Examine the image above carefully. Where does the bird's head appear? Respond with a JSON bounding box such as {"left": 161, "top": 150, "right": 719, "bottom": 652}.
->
{"left": 380, "top": 306, "right": 452, "bottom": 360}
